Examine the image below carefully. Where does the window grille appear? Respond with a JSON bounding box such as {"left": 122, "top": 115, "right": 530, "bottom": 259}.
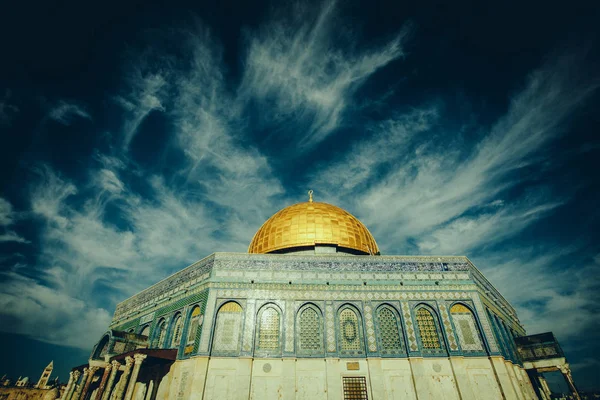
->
{"left": 342, "top": 376, "right": 368, "bottom": 400}
{"left": 377, "top": 307, "right": 403, "bottom": 352}
{"left": 416, "top": 308, "right": 441, "bottom": 349}
{"left": 299, "top": 307, "right": 322, "bottom": 351}
{"left": 258, "top": 307, "right": 280, "bottom": 350}
{"left": 340, "top": 308, "right": 361, "bottom": 351}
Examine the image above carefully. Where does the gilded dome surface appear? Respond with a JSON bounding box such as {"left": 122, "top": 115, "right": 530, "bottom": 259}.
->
{"left": 248, "top": 200, "right": 379, "bottom": 255}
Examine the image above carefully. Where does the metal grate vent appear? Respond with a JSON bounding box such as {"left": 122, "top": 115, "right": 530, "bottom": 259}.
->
{"left": 342, "top": 376, "right": 368, "bottom": 400}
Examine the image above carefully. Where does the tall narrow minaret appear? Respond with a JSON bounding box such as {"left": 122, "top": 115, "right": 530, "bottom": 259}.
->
{"left": 35, "top": 361, "right": 53, "bottom": 389}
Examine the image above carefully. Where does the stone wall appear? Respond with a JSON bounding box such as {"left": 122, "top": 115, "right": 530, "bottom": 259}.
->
{"left": 0, "top": 387, "right": 59, "bottom": 400}
{"left": 158, "top": 355, "right": 538, "bottom": 400}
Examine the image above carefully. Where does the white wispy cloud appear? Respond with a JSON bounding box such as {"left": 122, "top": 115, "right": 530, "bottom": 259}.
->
{"left": 48, "top": 101, "right": 92, "bottom": 125}
{"left": 240, "top": 0, "right": 411, "bottom": 147}
{"left": 115, "top": 71, "right": 168, "bottom": 150}
{"left": 0, "top": 271, "right": 112, "bottom": 349}
{"left": 0, "top": 197, "right": 28, "bottom": 243}
{"left": 479, "top": 247, "right": 600, "bottom": 341}
{"left": 313, "top": 53, "right": 598, "bottom": 254}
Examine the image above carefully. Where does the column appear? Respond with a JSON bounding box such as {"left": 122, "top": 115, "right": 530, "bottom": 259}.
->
{"left": 66, "top": 370, "right": 81, "bottom": 400}
{"left": 80, "top": 366, "right": 99, "bottom": 400}
{"left": 101, "top": 361, "right": 121, "bottom": 400}
{"left": 94, "top": 363, "right": 113, "bottom": 400}
{"left": 537, "top": 374, "right": 552, "bottom": 400}
{"left": 559, "top": 365, "right": 581, "bottom": 400}
{"left": 61, "top": 371, "right": 75, "bottom": 400}
{"left": 123, "top": 354, "right": 148, "bottom": 400}
{"left": 71, "top": 368, "right": 88, "bottom": 400}
{"left": 113, "top": 356, "right": 134, "bottom": 400}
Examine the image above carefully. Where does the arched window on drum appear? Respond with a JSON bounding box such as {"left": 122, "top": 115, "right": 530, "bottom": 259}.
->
{"left": 154, "top": 319, "right": 167, "bottom": 348}
{"left": 338, "top": 306, "right": 365, "bottom": 355}
{"left": 297, "top": 304, "right": 324, "bottom": 355}
{"left": 376, "top": 305, "right": 405, "bottom": 355}
{"left": 187, "top": 306, "right": 203, "bottom": 345}
{"left": 212, "top": 301, "right": 243, "bottom": 354}
{"left": 256, "top": 305, "right": 281, "bottom": 354}
{"left": 415, "top": 307, "right": 442, "bottom": 350}
{"left": 139, "top": 325, "right": 150, "bottom": 338}
{"left": 450, "top": 304, "right": 484, "bottom": 351}
{"left": 171, "top": 314, "right": 183, "bottom": 348}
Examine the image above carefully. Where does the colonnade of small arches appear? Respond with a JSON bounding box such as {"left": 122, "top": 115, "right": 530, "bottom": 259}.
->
{"left": 141, "top": 300, "right": 494, "bottom": 358}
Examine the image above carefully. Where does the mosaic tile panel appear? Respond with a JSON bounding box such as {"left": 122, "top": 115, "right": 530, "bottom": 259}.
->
{"left": 326, "top": 302, "right": 336, "bottom": 352}
{"left": 212, "top": 302, "right": 243, "bottom": 353}
{"left": 401, "top": 302, "right": 418, "bottom": 352}
{"left": 377, "top": 306, "right": 403, "bottom": 353}
{"left": 416, "top": 308, "right": 441, "bottom": 349}
{"left": 453, "top": 314, "right": 483, "bottom": 351}
{"left": 470, "top": 293, "right": 499, "bottom": 353}
{"left": 438, "top": 303, "right": 459, "bottom": 351}
{"left": 258, "top": 307, "right": 280, "bottom": 350}
{"left": 285, "top": 300, "right": 294, "bottom": 352}
{"left": 339, "top": 308, "right": 361, "bottom": 351}
{"left": 200, "top": 290, "right": 217, "bottom": 352}
{"left": 242, "top": 300, "right": 255, "bottom": 353}
{"left": 450, "top": 304, "right": 484, "bottom": 352}
{"left": 364, "top": 302, "right": 377, "bottom": 352}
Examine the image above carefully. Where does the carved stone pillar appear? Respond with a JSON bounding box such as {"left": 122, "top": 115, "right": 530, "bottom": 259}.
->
{"left": 61, "top": 371, "right": 75, "bottom": 400}
{"left": 80, "top": 366, "right": 99, "bottom": 400}
{"left": 101, "top": 361, "right": 121, "bottom": 400}
{"left": 71, "top": 368, "right": 88, "bottom": 400}
{"left": 66, "top": 370, "right": 81, "bottom": 400}
{"left": 559, "top": 365, "right": 581, "bottom": 400}
{"left": 538, "top": 374, "right": 553, "bottom": 400}
{"left": 94, "top": 363, "right": 113, "bottom": 400}
{"left": 113, "top": 356, "right": 134, "bottom": 400}
{"left": 124, "top": 354, "right": 147, "bottom": 400}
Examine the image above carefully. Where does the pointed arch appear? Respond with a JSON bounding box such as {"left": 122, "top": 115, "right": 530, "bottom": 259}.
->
{"left": 296, "top": 303, "right": 324, "bottom": 355}
{"left": 212, "top": 301, "right": 244, "bottom": 354}
{"left": 256, "top": 304, "right": 282, "bottom": 354}
{"left": 170, "top": 313, "right": 183, "bottom": 348}
{"left": 414, "top": 305, "right": 442, "bottom": 350}
{"left": 450, "top": 302, "right": 484, "bottom": 351}
{"left": 139, "top": 325, "right": 150, "bottom": 338}
{"left": 376, "top": 304, "right": 405, "bottom": 355}
{"left": 338, "top": 304, "right": 365, "bottom": 355}
{"left": 186, "top": 305, "right": 203, "bottom": 345}
{"left": 153, "top": 319, "right": 167, "bottom": 348}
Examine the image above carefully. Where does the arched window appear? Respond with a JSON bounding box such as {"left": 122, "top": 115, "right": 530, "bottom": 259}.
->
{"left": 297, "top": 305, "right": 323, "bottom": 354}
{"left": 171, "top": 314, "right": 183, "bottom": 348}
{"left": 338, "top": 306, "right": 364, "bottom": 354}
{"left": 450, "top": 304, "right": 483, "bottom": 351}
{"left": 140, "top": 325, "right": 150, "bottom": 338}
{"left": 257, "top": 306, "right": 281, "bottom": 352}
{"left": 154, "top": 319, "right": 167, "bottom": 348}
{"left": 376, "top": 305, "right": 404, "bottom": 354}
{"left": 187, "top": 306, "right": 203, "bottom": 345}
{"left": 212, "top": 301, "right": 243, "bottom": 354}
{"left": 415, "top": 307, "right": 441, "bottom": 350}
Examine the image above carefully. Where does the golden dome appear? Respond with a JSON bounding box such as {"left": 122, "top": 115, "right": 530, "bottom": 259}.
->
{"left": 248, "top": 199, "right": 379, "bottom": 255}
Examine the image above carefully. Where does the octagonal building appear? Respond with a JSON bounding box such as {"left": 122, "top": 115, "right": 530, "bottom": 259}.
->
{"left": 63, "top": 196, "right": 578, "bottom": 400}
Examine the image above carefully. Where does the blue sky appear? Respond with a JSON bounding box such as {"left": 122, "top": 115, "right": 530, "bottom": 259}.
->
{"left": 1, "top": 0, "right": 599, "bottom": 392}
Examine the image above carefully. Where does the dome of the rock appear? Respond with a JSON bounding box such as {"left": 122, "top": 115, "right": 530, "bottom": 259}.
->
{"left": 248, "top": 198, "right": 379, "bottom": 255}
